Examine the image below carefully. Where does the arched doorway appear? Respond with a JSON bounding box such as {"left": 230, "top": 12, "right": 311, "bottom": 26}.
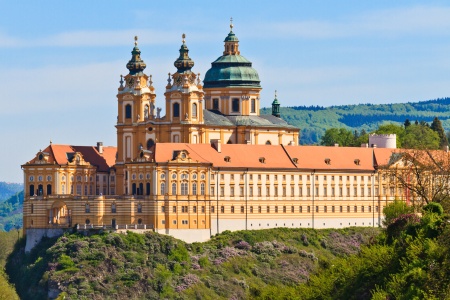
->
{"left": 49, "top": 201, "right": 69, "bottom": 226}
{"left": 147, "top": 139, "right": 155, "bottom": 150}
{"left": 38, "top": 184, "right": 44, "bottom": 196}
{"left": 112, "top": 218, "right": 116, "bottom": 228}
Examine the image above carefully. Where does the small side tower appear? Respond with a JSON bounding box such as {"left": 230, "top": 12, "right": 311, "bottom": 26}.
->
{"left": 271, "top": 90, "right": 280, "bottom": 118}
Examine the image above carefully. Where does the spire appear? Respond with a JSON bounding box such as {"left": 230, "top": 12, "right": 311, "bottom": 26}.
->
{"left": 272, "top": 90, "right": 280, "bottom": 118}
{"left": 126, "top": 36, "right": 147, "bottom": 75}
{"left": 174, "top": 33, "right": 195, "bottom": 74}
{"left": 223, "top": 18, "right": 240, "bottom": 55}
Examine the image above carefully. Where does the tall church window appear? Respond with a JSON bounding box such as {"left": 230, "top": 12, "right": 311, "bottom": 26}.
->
{"left": 192, "top": 103, "right": 197, "bottom": 118}
{"left": 181, "top": 182, "right": 188, "bottom": 195}
{"left": 200, "top": 182, "right": 205, "bottom": 195}
{"left": 213, "top": 99, "right": 219, "bottom": 110}
{"left": 146, "top": 183, "right": 150, "bottom": 195}
{"left": 173, "top": 103, "right": 180, "bottom": 118}
{"left": 192, "top": 182, "right": 197, "bottom": 195}
{"left": 232, "top": 98, "right": 240, "bottom": 112}
{"left": 160, "top": 182, "right": 165, "bottom": 195}
{"left": 251, "top": 99, "right": 256, "bottom": 113}
{"left": 125, "top": 104, "right": 132, "bottom": 119}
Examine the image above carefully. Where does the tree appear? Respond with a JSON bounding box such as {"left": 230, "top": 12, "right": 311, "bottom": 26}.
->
{"left": 404, "top": 119, "right": 411, "bottom": 128}
{"left": 402, "top": 124, "right": 440, "bottom": 150}
{"left": 320, "top": 128, "right": 355, "bottom": 147}
{"left": 386, "top": 149, "right": 450, "bottom": 207}
{"left": 430, "top": 117, "right": 448, "bottom": 147}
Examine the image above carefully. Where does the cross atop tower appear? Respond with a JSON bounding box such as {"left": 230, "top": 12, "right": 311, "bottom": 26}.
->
{"left": 230, "top": 17, "right": 233, "bottom": 30}
{"left": 134, "top": 36, "right": 138, "bottom": 46}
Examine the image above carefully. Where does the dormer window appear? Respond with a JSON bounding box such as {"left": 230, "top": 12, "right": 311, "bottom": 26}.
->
{"left": 292, "top": 158, "right": 298, "bottom": 164}
{"left": 224, "top": 156, "right": 231, "bottom": 162}
{"left": 325, "top": 158, "right": 331, "bottom": 165}
{"left": 354, "top": 159, "right": 360, "bottom": 166}
{"left": 38, "top": 154, "right": 43, "bottom": 160}
{"left": 259, "top": 157, "right": 266, "bottom": 164}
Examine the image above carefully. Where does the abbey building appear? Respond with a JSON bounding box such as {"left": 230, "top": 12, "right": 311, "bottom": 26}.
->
{"left": 22, "top": 24, "right": 403, "bottom": 245}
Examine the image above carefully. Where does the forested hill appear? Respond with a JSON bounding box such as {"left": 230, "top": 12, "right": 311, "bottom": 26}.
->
{"left": 0, "top": 182, "right": 23, "bottom": 201}
{"left": 261, "top": 97, "right": 450, "bottom": 144}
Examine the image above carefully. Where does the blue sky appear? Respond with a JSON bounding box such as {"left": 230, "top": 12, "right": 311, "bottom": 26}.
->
{"left": 2, "top": 1, "right": 450, "bottom": 182}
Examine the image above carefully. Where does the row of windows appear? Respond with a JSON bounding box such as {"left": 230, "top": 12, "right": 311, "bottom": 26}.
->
{"left": 210, "top": 186, "right": 394, "bottom": 197}
{"left": 160, "top": 182, "right": 206, "bottom": 195}
{"left": 211, "top": 98, "right": 257, "bottom": 113}
{"left": 209, "top": 205, "right": 381, "bottom": 214}
{"left": 211, "top": 174, "right": 379, "bottom": 182}
{"left": 161, "top": 219, "right": 206, "bottom": 225}
{"left": 162, "top": 206, "right": 206, "bottom": 213}
{"left": 161, "top": 172, "right": 206, "bottom": 180}
{"left": 29, "top": 174, "right": 113, "bottom": 183}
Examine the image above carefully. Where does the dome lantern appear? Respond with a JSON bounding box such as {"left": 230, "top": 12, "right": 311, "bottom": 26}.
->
{"left": 126, "top": 36, "right": 147, "bottom": 75}
{"left": 174, "top": 33, "right": 195, "bottom": 74}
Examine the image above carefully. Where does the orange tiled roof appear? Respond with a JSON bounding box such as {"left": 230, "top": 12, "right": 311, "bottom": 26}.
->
{"left": 24, "top": 144, "right": 116, "bottom": 172}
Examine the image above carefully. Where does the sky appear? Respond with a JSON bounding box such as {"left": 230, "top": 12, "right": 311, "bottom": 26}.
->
{"left": 1, "top": 1, "right": 450, "bottom": 182}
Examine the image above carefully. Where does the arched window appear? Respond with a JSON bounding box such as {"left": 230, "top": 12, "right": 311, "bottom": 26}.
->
{"left": 139, "top": 183, "right": 144, "bottom": 195}
{"left": 181, "top": 182, "right": 188, "bottom": 195}
{"left": 146, "top": 182, "right": 151, "bottom": 195}
{"left": 232, "top": 98, "right": 240, "bottom": 112}
{"left": 125, "top": 104, "right": 132, "bottom": 119}
{"left": 200, "top": 182, "right": 205, "bottom": 195}
{"left": 29, "top": 185, "right": 35, "bottom": 196}
{"left": 265, "top": 140, "right": 272, "bottom": 145}
{"left": 192, "top": 103, "right": 197, "bottom": 118}
{"left": 144, "top": 104, "right": 149, "bottom": 119}
{"left": 146, "top": 139, "right": 155, "bottom": 150}
{"left": 132, "top": 183, "right": 137, "bottom": 195}
{"left": 173, "top": 103, "right": 180, "bottom": 118}
{"left": 172, "top": 182, "right": 177, "bottom": 195}
{"left": 47, "top": 184, "right": 52, "bottom": 195}
{"left": 160, "top": 182, "right": 165, "bottom": 195}
{"left": 192, "top": 182, "right": 197, "bottom": 195}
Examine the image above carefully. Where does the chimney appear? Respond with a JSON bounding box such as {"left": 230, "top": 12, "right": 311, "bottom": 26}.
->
{"left": 97, "top": 142, "right": 104, "bottom": 154}
{"left": 361, "top": 143, "right": 368, "bottom": 148}
{"left": 211, "top": 139, "right": 222, "bottom": 153}
{"left": 334, "top": 143, "right": 339, "bottom": 147}
{"left": 371, "top": 144, "right": 377, "bottom": 148}
{"left": 444, "top": 145, "right": 449, "bottom": 152}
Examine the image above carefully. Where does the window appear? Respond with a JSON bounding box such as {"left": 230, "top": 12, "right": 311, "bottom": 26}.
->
{"left": 181, "top": 182, "right": 188, "bottom": 195}
{"left": 332, "top": 206, "right": 335, "bottom": 213}
{"left": 283, "top": 206, "right": 286, "bottom": 213}
{"left": 354, "top": 206, "right": 357, "bottom": 212}
{"left": 267, "top": 206, "right": 270, "bottom": 213}
{"left": 258, "top": 186, "right": 262, "bottom": 196}
{"left": 173, "top": 103, "right": 180, "bottom": 118}
{"left": 211, "top": 186, "right": 215, "bottom": 195}
{"left": 266, "top": 187, "right": 270, "bottom": 196}
{"left": 137, "top": 203, "right": 142, "bottom": 213}
{"left": 182, "top": 206, "right": 188, "bottom": 213}
{"left": 230, "top": 187, "right": 235, "bottom": 197}
{"left": 173, "top": 220, "right": 177, "bottom": 225}
{"left": 213, "top": 98, "right": 219, "bottom": 110}
{"left": 340, "top": 206, "right": 343, "bottom": 212}
{"left": 250, "top": 206, "right": 254, "bottom": 213}
{"left": 192, "top": 103, "right": 197, "bottom": 118}
{"left": 182, "top": 220, "right": 188, "bottom": 225}
{"left": 361, "top": 206, "right": 365, "bottom": 213}
{"left": 47, "top": 175, "right": 52, "bottom": 181}
{"left": 201, "top": 206, "right": 205, "bottom": 213}
{"left": 200, "top": 182, "right": 205, "bottom": 195}
{"left": 324, "top": 187, "right": 327, "bottom": 196}
{"left": 249, "top": 186, "right": 253, "bottom": 196}
{"left": 332, "top": 187, "right": 335, "bottom": 197}
{"left": 161, "top": 206, "right": 165, "bottom": 213}
{"left": 231, "top": 206, "right": 235, "bottom": 213}
{"left": 291, "top": 187, "right": 294, "bottom": 196}
{"left": 220, "top": 186, "right": 225, "bottom": 197}
{"left": 160, "top": 182, "right": 165, "bottom": 195}
{"left": 192, "top": 182, "right": 197, "bottom": 195}
{"left": 125, "top": 104, "right": 132, "bottom": 119}
{"left": 240, "top": 186, "right": 244, "bottom": 196}
{"left": 29, "top": 176, "right": 34, "bottom": 182}
{"left": 307, "top": 206, "right": 311, "bottom": 213}
{"left": 173, "top": 206, "right": 177, "bottom": 213}
{"left": 211, "top": 206, "right": 215, "bottom": 213}
{"left": 324, "top": 206, "right": 327, "bottom": 213}
{"left": 111, "top": 203, "right": 116, "bottom": 213}
{"left": 76, "top": 184, "right": 82, "bottom": 195}
{"left": 291, "top": 206, "right": 294, "bottom": 213}
{"left": 232, "top": 98, "right": 240, "bottom": 112}
{"left": 172, "top": 182, "right": 177, "bottom": 195}
{"left": 258, "top": 206, "right": 262, "bottom": 213}
{"left": 275, "top": 206, "right": 278, "bottom": 213}
{"left": 251, "top": 99, "right": 256, "bottom": 113}
{"left": 85, "top": 203, "right": 90, "bottom": 213}
{"left": 241, "top": 206, "right": 244, "bottom": 213}
{"left": 361, "top": 187, "right": 364, "bottom": 197}
{"left": 368, "top": 206, "right": 372, "bottom": 212}
{"left": 221, "top": 206, "right": 225, "bottom": 213}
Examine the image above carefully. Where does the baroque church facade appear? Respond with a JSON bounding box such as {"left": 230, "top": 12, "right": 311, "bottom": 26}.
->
{"left": 22, "top": 24, "right": 401, "bottom": 244}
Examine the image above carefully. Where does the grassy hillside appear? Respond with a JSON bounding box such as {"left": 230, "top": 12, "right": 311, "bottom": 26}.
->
{"left": 6, "top": 227, "right": 378, "bottom": 300}
{"left": 0, "top": 191, "right": 23, "bottom": 231}
{"left": 261, "top": 97, "right": 450, "bottom": 144}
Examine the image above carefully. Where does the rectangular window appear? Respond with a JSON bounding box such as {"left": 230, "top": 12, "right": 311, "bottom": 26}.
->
{"left": 354, "top": 187, "right": 357, "bottom": 196}
{"left": 232, "top": 98, "right": 240, "bottom": 112}
{"left": 307, "top": 206, "right": 310, "bottom": 213}
{"left": 220, "top": 186, "right": 224, "bottom": 197}
{"left": 291, "top": 187, "right": 294, "bottom": 196}
{"left": 249, "top": 186, "right": 253, "bottom": 196}
{"left": 258, "top": 206, "right": 262, "bottom": 213}
{"left": 299, "top": 187, "right": 303, "bottom": 196}
{"left": 368, "top": 206, "right": 372, "bottom": 212}
{"left": 251, "top": 99, "right": 256, "bottom": 113}
{"left": 354, "top": 206, "right": 357, "bottom": 213}
{"left": 316, "top": 206, "right": 319, "bottom": 213}
{"left": 182, "top": 220, "right": 188, "bottom": 225}
{"left": 340, "top": 206, "right": 343, "bottom": 212}
{"left": 211, "top": 186, "right": 215, "bottom": 196}
{"left": 274, "top": 206, "right": 278, "bottom": 213}
{"left": 332, "top": 187, "right": 335, "bottom": 196}
{"left": 241, "top": 206, "right": 244, "bottom": 213}
{"left": 361, "top": 206, "right": 365, "bottom": 213}
{"left": 361, "top": 187, "right": 364, "bottom": 197}
{"left": 275, "top": 187, "right": 278, "bottom": 196}
{"left": 347, "top": 187, "right": 350, "bottom": 196}
{"left": 347, "top": 206, "right": 350, "bottom": 212}
{"left": 213, "top": 98, "right": 219, "bottom": 110}
{"left": 324, "top": 206, "right": 327, "bottom": 213}
{"left": 258, "top": 186, "right": 262, "bottom": 196}
{"left": 368, "top": 187, "right": 371, "bottom": 197}
{"left": 283, "top": 206, "right": 286, "bottom": 213}
{"left": 161, "top": 206, "right": 165, "bottom": 213}
{"left": 173, "top": 206, "right": 177, "bottom": 213}
{"left": 324, "top": 187, "right": 327, "bottom": 196}
{"left": 283, "top": 187, "right": 286, "bottom": 196}
{"left": 267, "top": 206, "right": 270, "bottom": 213}
{"left": 202, "top": 206, "right": 205, "bottom": 213}
{"left": 240, "top": 186, "right": 244, "bottom": 196}
{"left": 221, "top": 206, "right": 225, "bottom": 213}
{"left": 291, "top": 206, "right": 295, "bottom": 213}
{"left": 376, "top": 206, "right": 379, "bottom": 212}
{"left": 315, "top": 187, "right": 319, "bottom": 196}
{"left": 230, "top": 187, "right": 235, "bottom": 197}
{"left": 193, "top": 206, "right": 197, "bottom": 213}
{"left": 211, "top": 206, "right": 215, "bottom": 213}
{"left": 307, "top": 187, "right": 311, "bottom": 197}
{"left": 231, "top": 174, "right": 234, "bottom": 181}
{"left": 250, "top": 206, "right": 253, "bottom": 213}
{"left": 231, "top": 206, "right": 235, "bottom": 213}
{"left": 266, "top": 187, "right": 270, "bottom": 196}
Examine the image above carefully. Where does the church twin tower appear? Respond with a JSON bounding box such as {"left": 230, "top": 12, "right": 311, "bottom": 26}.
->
{"left": 116, "top": 24, "right": 299, "bottom": 169}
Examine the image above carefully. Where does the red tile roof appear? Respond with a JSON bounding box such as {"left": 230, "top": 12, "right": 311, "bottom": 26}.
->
{"left": 24, "top": 144, "right": 116, "bottom": 172}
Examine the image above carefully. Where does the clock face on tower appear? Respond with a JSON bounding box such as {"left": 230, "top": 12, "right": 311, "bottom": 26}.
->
{"left": 175, "top": 76, "right": 182, "bottom": 85}
{"left": 127, "top": 78, "right": 134, "bottom": 87}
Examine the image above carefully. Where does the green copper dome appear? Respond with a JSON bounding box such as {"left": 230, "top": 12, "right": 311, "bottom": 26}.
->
{"left": 126, "top": 36, "right": 146, "bottom": 75}
{"left": 204, "top": 30, "right": 260, "bottom": 89}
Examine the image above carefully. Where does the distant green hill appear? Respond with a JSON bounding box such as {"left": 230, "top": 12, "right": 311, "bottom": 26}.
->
{"left": 0, "top": 182, "right": 23, "bottom": 202}
{"left": 261, "top": 97, "right": 450, "bottom": 144}
{"left": 0, "top": 191, "right": 23, "bottom": 231}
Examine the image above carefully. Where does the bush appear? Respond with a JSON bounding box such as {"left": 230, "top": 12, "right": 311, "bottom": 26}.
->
{"left": 383, "top": 200, "right": 414, "bottom": 226}
{"left": 423, "top": 202, "right": 444, "bottom": 216}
